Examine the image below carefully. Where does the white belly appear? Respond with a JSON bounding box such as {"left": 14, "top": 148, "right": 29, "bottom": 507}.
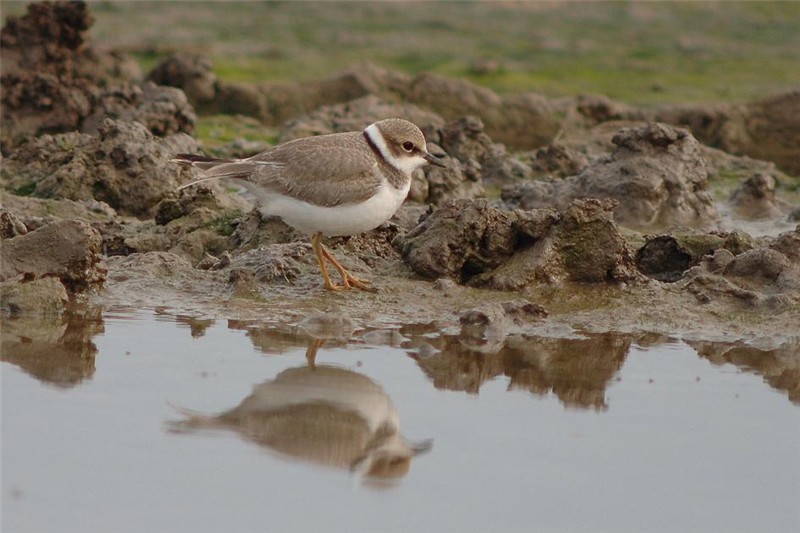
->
{"left": 258, "top": 179, "right": 410, "bottom": 237}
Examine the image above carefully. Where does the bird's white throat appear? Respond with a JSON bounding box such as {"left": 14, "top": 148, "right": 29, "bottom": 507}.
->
{"left": 365, "top": 123, "right": 427, "bottom": 175}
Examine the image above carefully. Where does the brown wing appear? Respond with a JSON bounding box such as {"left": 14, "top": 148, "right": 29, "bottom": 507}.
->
{"left": 247, "top": 132, "right": 382, "bottom": 207}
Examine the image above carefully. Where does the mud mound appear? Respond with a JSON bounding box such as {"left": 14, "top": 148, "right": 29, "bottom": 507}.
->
{"left": 679, "top": 225, "right": 800, "bottom": 309}
{"left": 0, "top": 209, "right": 28, "bottom": 239}
{"left": 409, "top": 116, "right": 531, "bottom": 204}
{"left": 397, "top": 198, "right": 636, "bottom": 289}
{"left": 729, "top": 173, "right": 791, "bottom": 220}
{"left": 0, "top": 277, "right": 69, "bottom": 316}
{"left": 212, "top": 62, "right": 408, "bottom": 125}
{"left": 636, "top": 231, "right": 757, "bottom": 283}
{"left": 0, "top": 193, "right": 118, "bottom": 234}
{"left": 81, "top": 81, "right": 196, "bottom": 137}
{"left": 740, "top": 91, "right": 800, "bottom": 175}
{"left": 427, "top": 116, "right": 532, "bottom": 186}
{"left": 474, "top": 199, "right": 640, "bottom": 290}
{"left": 1, "top": 0, "right": 92, "bottom": 57}
{"left": 119, "top": 189, "right": 246, "bottom": 264}
{"left": 148, "top": 52, "right": 218, "bottom": 104}
{"left": 405, "top": 73, "right": 560, "bottom": 149}
{"left": 0, "top": 1, "right": 192, "bottom": 152}
{"left": 279, "top": 95, "right": 445, "bottom": 142}
{"left": 199, "top": 61, "right": 561, "bottom": 150}
{"left": 420, "top": 145, "right": 485, "bottom": 205}
{"left": 654, "top": 90, "right": 800, "bottom": 175}
{"left": 570, "top": 93, "right": 645, "bottom": 126}
{"left": 233, "top": 209, "right": 306, "bottom": 251}
{"left": 0, "top": 219, "right": 105, "bottom": 296}
{"left": 526, "top": 143, "right": 591, "bottom": 178}
{"left": 502, "top": 123, "right": 720, "bottom": 231}
{"left": 2, "top": 118, "right": 198, "bottom": 217}
{"left": 771, "top": 225, "right": 800, "bottom": 263}
{"left": 228, "top": 243, "right": 313, "bottom": 285}
{"left": 397, "top": 199, "right": 521, "bottom": 282}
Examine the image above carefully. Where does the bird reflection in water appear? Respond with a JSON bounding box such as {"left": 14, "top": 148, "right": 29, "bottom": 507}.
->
{"left": 169, "top": 323, "right": 432, "bottom": 481}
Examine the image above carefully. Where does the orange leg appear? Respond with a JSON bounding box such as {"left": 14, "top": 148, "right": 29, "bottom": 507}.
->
{"left": 311, "top": 233, "right": 344, "bottom": 291}
{"left": 305, "top": 338, "right": 325, "bottom": 369}
{"left": 320, "top": 245, "right": 377, "bottom": 293}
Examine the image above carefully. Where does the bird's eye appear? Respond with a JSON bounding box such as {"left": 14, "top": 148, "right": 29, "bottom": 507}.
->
{"left": 402, "top": 141, "right": 414, "bottom": 152}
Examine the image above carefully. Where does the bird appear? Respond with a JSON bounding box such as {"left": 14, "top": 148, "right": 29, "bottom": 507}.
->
{"left": 168, "top": 364, "right": 433, "bottom": 480}
{"left": 172, "top": 118, "right": 446, "bottom": 292}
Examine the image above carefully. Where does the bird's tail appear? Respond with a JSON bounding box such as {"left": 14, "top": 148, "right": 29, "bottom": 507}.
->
{"left": 165, "top": 401, "right": 223, "bottom": 434}
{"left": 172, "top": 153, "right": 257, "bottom": 191}
{"left": 171, "top": 153, "right": 235, "bottom": 170}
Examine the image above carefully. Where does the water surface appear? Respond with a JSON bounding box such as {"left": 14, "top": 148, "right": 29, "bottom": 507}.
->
{"left": 2, "top": 309, "right": 799, "bottom": 532}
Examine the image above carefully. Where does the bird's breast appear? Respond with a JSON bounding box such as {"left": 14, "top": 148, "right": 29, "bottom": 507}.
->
{"left": 261, "top": 178, "right": 410, "bottom": 237}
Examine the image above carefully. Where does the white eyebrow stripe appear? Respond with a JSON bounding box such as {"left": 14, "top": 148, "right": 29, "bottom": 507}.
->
{"left": 365, "top": 123, "right": 425, "bottom": 175}
{"left": 365, "top": 123, "right": 395, "bottom": 168}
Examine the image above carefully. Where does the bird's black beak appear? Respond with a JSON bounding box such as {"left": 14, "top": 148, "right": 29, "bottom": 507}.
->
{"left": 423, "top": 152, "right": 447, "bottom": 168}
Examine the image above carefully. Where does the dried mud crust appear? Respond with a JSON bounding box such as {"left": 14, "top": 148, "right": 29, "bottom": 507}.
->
{"left": 729, "top": 173, "right": 792, "bottom": 220}
{"left": 2, "top": 118, "right": 199, "bottom": 217}
{"left": 0, "top": 1, "right": 193, "bottom": 152}
{"left": 636, "top": 231, "right": 758, "bottom": 283}
{"left": 653, "top": 90, "right": 800, "bottom": 175}
{"left": 397, "top": 198, "right": 639, "bottom": 289}
{"left": 502, "top": 123, "right": 720, "bottom": 231}
{"left": 0, "top": 217, "right": 106, "bottom": 315}
{"left": 147, "top": 52, "right": 218, "bottom": 105}
{"left": 0, "top": 219, "right": 105, "bottom": 292}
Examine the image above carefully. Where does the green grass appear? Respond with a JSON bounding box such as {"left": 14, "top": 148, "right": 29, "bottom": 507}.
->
{"left": 166, "top": 3, "right": 800, "bottom": 105}
{"left": 205, "top": 209, "right": 245, "bottom": 237}
{"left": 5, "top": 1, "right": 800, "bottom": 106}
{"left": 129, "top": 50, "right": 172, "bottom": 76}
{"left": 195, "top": 115, "right": 278, "bottom": 155}
{"left": 11, "top": 182, "right": 36, "bottom": 197}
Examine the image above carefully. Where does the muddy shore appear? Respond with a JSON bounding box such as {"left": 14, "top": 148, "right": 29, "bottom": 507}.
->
{"left": 2, "top": 1, "right": 799, "bottom": 351}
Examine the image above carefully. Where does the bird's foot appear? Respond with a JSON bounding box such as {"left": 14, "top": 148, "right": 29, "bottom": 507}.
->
{"left": 342, "top": 274, "right": 377, "bottom": 293}
{"left": 323, "top": 281, "right": 347, "bottom": 292}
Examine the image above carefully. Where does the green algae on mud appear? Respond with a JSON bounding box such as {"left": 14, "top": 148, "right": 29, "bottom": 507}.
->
{"left": 195, "top": 115, "right": 278, "bottom": 156}
{"left": 204, "top": 209, "right": 246, "bottom": 237}
{"left": 71, "top": 1, "right": 800, "bottom": 106}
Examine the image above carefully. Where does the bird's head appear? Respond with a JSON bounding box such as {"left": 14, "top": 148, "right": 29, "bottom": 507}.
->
{"left": 351, "top": 431, "right": 434, "bottom": 481}
{"left": 365, "top": 118, "right": 447, "bottom": 174}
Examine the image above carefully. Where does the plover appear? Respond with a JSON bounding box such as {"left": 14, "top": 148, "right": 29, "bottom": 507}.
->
{"left": 169, "top": 364, "right": 433, "bottom": 479}
{"left": 173, "top": 118, "right": 445, "bottom": 292}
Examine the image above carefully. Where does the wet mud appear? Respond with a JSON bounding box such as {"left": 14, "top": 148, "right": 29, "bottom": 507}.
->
{"left": 2, "top": 2, "right": 799, "bottom": 350}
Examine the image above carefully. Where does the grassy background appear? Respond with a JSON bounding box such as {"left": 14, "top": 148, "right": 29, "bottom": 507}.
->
{"left": 4, "top": 1, "right": 799, "bottom": 106}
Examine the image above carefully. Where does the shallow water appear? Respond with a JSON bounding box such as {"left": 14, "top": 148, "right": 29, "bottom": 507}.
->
{"left": 2, "top": 309, "right": 799, "bottom": 533}
{"left": 716, "top": 201, "right": 798, "bottom": 238}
